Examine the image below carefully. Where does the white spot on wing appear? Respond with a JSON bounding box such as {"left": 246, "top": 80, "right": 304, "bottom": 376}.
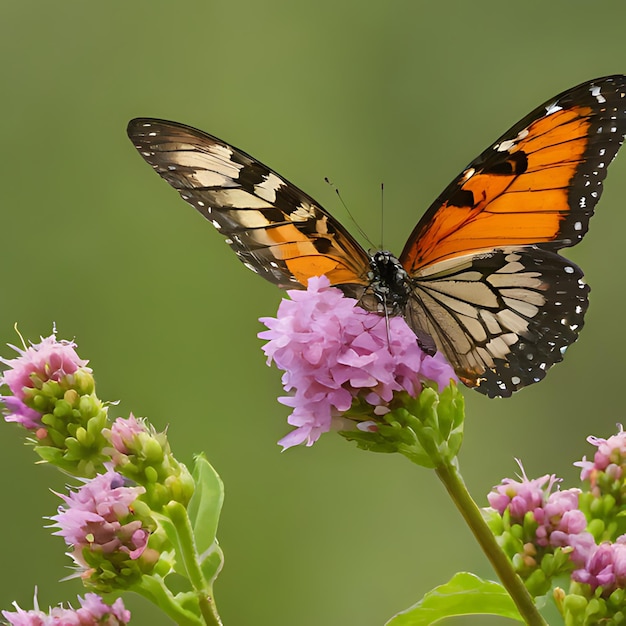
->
{"left": 494, "top": 128, "right": 529, "bottom": 153}
{"left": 590, "top": 85, "right": 607, "bottom": 104}
{"left": 545, "top": 102, "right": 563, "bottom": 115}
{"left": 461, "top": 168, "right": 476, "bottom": 182}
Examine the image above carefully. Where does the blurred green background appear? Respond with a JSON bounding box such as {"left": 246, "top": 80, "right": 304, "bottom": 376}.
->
{"left": 2, "top": 1, "right": 626, "bottom": 624}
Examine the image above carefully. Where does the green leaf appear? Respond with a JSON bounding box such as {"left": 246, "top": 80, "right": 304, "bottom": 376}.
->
{"left": 200, "top": 543, "right": 225, "bottom": 584}
{"left": 187, "top": 454, "right": 224, "bottom": 557}
{"left": 385, "top": 572, "right": 524, "bottom": 625}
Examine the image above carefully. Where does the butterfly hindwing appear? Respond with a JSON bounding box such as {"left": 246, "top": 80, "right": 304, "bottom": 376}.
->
{"left": 406, "top": 248, "right": 588, "bottom": 397}
{"left": 400, "top": 75, "right": 626, "bottom": 273}
{"left": 127, "top": 119, "right": 371, "bottom": 290}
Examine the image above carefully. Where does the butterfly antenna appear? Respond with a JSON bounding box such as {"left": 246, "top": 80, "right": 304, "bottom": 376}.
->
{"left": 324, "top": 178, "right": 376, "bottom": 248}
{"left": 380, "top": 182, "right": 385, "bottom": 249}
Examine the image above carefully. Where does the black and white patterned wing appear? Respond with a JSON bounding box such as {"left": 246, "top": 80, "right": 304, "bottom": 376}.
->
{"left": 405, "top": 247, "right": 589, "bottom": 397}
{"left": 127, "top": 118, "right": 371, "bottom": 291}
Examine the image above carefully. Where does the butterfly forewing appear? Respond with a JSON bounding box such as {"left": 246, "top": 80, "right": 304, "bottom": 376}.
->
{"left": 127, "top": 119, "right": 371, "bottom": 290}
{"left": 400, "top": 75, "right": 626, "bottom": 273}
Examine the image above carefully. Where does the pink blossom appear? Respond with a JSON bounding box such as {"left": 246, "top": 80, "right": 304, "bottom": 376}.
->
{"left": 572, "top": 535, "right": 626, "bottom": 594}
{"left": 51, "top": 470, "right": 149, "bottom": 562}
{"left": 106, "top": 414, "right": 148, "bottom": 455}
{"left": 259, "top": 276, "right": 457, "bottom": 448}
{"left": 576, "top": 425, "right": 626, "bottom": 481}
{"left": 567, "top": 532, "right": 598, "bottom": 566}
{"left": 75, "top": 594, "right": 130, "bottom": 624}
{"left": 0, "top": 334, "right": 90, "bottom": 427}
{"left": 487, "top": 461, "right": 558, "bottom": 518}
{"left": 0, "top": 396, "right": 41, "bottom": 429}
{"left": 535, "top": 488, "right": 586, "bottom": 548}
{"left": 488, "top": 463, "right": 592, "bottom": 564}
{"left": 2, "top": 593, "right": 130, "bottom": 625}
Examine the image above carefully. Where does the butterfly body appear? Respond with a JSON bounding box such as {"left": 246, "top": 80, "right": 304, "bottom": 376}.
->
{"left": 365, "top": 251, "right": 412, "bottom": 310}
{"left": 128, "top": 75, "right": 626, "bottom": 397}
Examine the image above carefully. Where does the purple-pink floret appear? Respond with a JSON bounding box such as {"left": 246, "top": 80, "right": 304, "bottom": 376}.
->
{"left": 2, "top": 593, "right": 130, "bottom": 625}
{"left": 259, "top": 276, "right": 457, "bottom": 448}
{"left": 51, "top": 470, "right": 148, "bottom": 561}
{"left": 573, "top": 535, "right": 626, "bottom": 594}
{"left": 107, "top": 414, "right": 147, "bottom": 455}
{"left": 534, "top": 488, "right": 588, "bottom": 551}
{"left": 0, "top": 334, "right": 90, "bottom": 428}
{"left": 576, "top": 425, "right": 626, "bottom": 482}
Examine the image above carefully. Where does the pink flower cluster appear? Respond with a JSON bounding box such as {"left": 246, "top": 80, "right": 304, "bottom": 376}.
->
{"left": 51, "top": 470, "right": 149, "bottom": 563}
{"left": 576, "top": 425, "right": 626, "bottom": 483}
{"left": 2, "top": 593, "right": 130, "bottom": 626}
{"left": 573, "top": 535, "right": 626, "bottom": 594}
{"left": 488, "top": 463, "right": 592, "bottom": 563}
{"left": 259, "top": 276, "right": 456, "bottom": 448}
{"left": 0, "top": 334, "right": 89, "bottom": 429}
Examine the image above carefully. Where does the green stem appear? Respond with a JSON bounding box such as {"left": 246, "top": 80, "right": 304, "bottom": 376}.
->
{"left": 198, "top": 595, "right": 222, "bottom": 626}
{"left": 435, "top": 461, "right": 547, "bottom": 626}
{"left": 133, "top": 576, "right": 204, "bottom": 626}
{"left": 168, "top": 502, "right": 223, "bottom": 626}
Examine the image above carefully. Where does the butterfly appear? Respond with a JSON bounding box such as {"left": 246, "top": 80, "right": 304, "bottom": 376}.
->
{"left": 127, "top": 75, "right": 626, "bottom": 398}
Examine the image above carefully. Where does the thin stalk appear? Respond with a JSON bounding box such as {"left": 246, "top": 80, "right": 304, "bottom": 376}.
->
{"left": 435, "top": 460, "right": 547, "bottom": 626}
{"left": 167, "top": 502, "right": 223, "bottom": 626}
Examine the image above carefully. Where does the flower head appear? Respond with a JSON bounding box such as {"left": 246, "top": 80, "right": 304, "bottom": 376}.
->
{"left": 485, "top": 462, "right": 595, "bottom": 594}
{"left": 0, "top": 333, "right": 111, "bottom": 476}
{"left": 0, "top": 333, "right": 91, "bottom": 429}
{"left": 50, "top": 470, "right": 157, "bottom": 590}
{"left": 2, "top": 593, "right": 130, "bottom": 626}
{"left": 259, "top": 276, "right": 456, "bottom": 448}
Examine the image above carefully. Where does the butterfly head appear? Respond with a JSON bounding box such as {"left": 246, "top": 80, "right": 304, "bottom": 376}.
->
{"left": 366, "top": 251, "right": 412, "bottom": 313}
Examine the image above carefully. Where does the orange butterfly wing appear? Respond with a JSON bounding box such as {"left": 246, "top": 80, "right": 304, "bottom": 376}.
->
{"left": 400, "top": 75, "right": 626, "bottom": 272}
